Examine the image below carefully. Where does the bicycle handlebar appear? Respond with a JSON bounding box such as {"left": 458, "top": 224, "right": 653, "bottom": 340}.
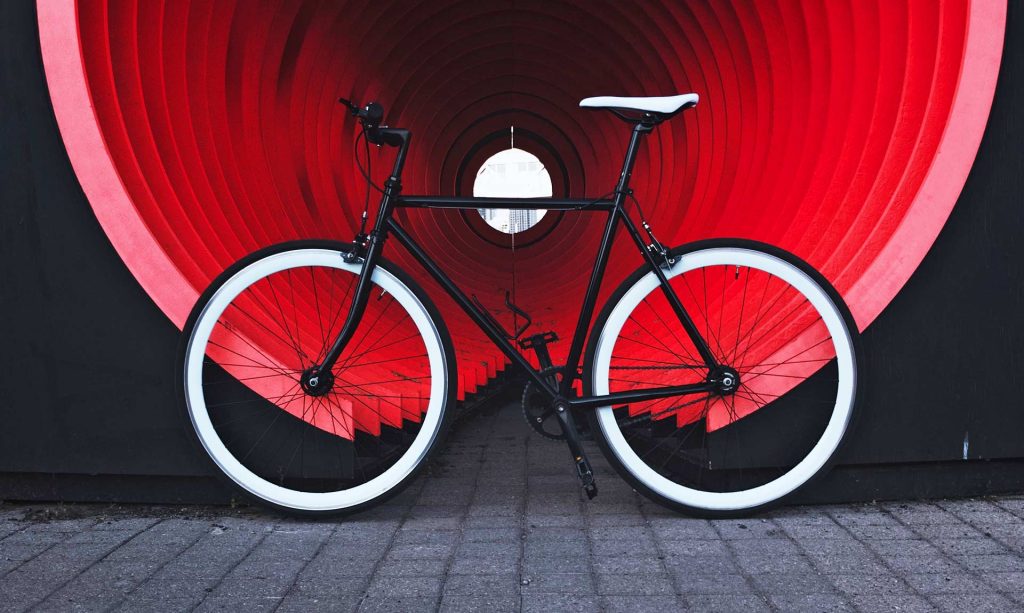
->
{"left": 339, "top": 98, "right": 406, "bottom": 148}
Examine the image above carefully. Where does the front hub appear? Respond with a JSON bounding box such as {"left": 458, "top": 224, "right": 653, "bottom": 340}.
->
{"left": 300, "top": 367, "right": 335, "bottom": 397}
{"left": 709, "top": 366, "right": 741, "bottom": 395}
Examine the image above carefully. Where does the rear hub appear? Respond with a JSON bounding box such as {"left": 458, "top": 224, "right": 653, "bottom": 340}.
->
{"left": 709, "top": 366, "right": 740, "bottom": 395}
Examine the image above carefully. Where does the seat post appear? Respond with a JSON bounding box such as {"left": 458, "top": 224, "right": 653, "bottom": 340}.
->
{"left": 614, "top": 119, "right": 655, "bottom": 203}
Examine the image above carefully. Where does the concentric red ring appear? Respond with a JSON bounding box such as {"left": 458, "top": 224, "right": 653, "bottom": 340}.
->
{"left": 39, "top": 0, "right": 1005, "bottom": 435}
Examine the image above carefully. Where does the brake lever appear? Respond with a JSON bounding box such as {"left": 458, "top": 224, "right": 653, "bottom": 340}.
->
{"left": 338, "top": 97, "right": 360, "bottom": 116}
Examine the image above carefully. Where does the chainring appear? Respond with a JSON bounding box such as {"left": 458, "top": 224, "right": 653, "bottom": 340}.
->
{"left": 522, "top": 367, "right": 567, "bottom": 440}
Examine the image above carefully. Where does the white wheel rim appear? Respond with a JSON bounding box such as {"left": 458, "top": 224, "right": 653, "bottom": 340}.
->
{"left": 592, "top": 247, "right": 856, "bottom": 511}
{"left": 184, "top": 249, "right": 447, "bottom": 512}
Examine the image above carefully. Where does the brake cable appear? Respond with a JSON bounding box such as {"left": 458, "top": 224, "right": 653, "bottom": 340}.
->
{"left": 627, "top": 190, "right": 673, "bottom": 269}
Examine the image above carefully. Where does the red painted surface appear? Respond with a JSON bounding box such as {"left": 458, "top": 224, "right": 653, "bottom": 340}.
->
{"left": 38, "top": 0, "right": 1004, "bottom": 439}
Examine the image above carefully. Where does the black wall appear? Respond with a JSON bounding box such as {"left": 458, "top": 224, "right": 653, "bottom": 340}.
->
{"left": 1, "top": 2, "right": 1022, "bottom": 502}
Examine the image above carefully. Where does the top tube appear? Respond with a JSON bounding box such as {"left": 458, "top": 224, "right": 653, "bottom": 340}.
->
{"left": 397, "top": 196, "right": 616, "bottom": 211}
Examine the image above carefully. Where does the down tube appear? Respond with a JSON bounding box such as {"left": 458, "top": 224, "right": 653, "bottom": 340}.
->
{"left": 385, "top": 219, "right": 559, "bottom": 398}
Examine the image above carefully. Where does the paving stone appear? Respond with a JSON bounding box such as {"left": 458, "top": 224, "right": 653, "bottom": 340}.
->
{"left": 846, "top": 592, "right": 938, "bottom": 612}
{"left": 798, "top": 540, "right": 875, "bottom": 559}
{"left": 521, "top": 593, "right": 599, "bottom": 612}
{"left": 590, "top": 526, "right": 648, "bottom": 541}
{"left": 932, "top": 593, "right": 1019, "bottom": 612}
{"left": 367, "top": 575, "right": 443, "bottom": 598}
{"left": 292, "top": 574, "right": 372, "bottom": 597}
{"left": 524, "top": 539, "right": 587, "bottom": 558}
{"left": 736, "top": 554, "right": 816, "bottom": 575}
{"left": 845, "top": 524, "right": 920, "bottom": 540}
{"left": 375, "top": 559, "right": 447, "bottom": 577}
{"left": 291, "top": 554, "right": 377, "bottom": 578}
{"left": 660, "top": 538, "right": 729, "bottom": 557}
{"left": 464, "top": 515, "right": 520, "bottom": 529}
{"left": 594, "top": 556, "right": 664, "bottom": 574}
{"left": 0, "top": 541, "right": 56, "bottom": 564}
{"left": 951, "top": 553, "right": 1024, "bottom": 572}
{"left": 393, "top": 529, "right": 459, "bottom": 546}
{"left": 728, "top": 537, "right": 802, "bottom": 557}
{"left": 442, "top": 573, "right": 520, "bottom": 596}
{"left": 591, "top": 538, "right": 659, "bottom": 558}
{"left": 902, "top": 572, "right": 991, "bottom": 594}
{"left": 885, "top": 510, "right": 965, "bottom": 525}
{"left": 882, "top": 555, "right": 962, "bottom": 574}
{"left": 447, "top": 556, "right": 518, "bottom": 576}
{"left": 276, "top": 595, "right": 361, "bottom": 612}
{"left": 648, "top": 518, "right": 718, "bottom": 540}
{"left": 983, "top": 570, "right": 1024, "bottom": 592}
{"left": 519, "top": 572, "right": 594, "bottom": 594}
{"left": 780, "top": 523, "right": 852, "bottom": 540}
{"left": 931, "top": 537, "right": 1007, "bottom": 556}
{"left": 808, "top": 552, "right": 889, "bottom": 574}
{"left": 400, "top": 517, "right": 462, "bottom": 531}
{"left": 749, "top": 572, "right": 838, "bottom": 595}
{"left": 596, "top": 572, "right": 675, "bottom": 595}
{"left": 673, "top": 572, "right": 751, "bottom": 594}
{"left": 437, "top": 592, "right": 519, "bottom": 612}
{"left": 114, "top": 596, "right": 202, "bottom": 612}
{"left": 588, "top": 514, "right": 645, "bottom": 527}
{"left": 525, "top": 526, "right": 586, "bottom": 542}
{"left": 914, "top": 524, "right": 984, "bottom": 540}
{"left": 461, "top": 527, "right": 520, "bottom": 543}
{"left": 864, "top": 538, "right": 941, "bottom": 557}
{"left": 601, "top": 594, "right": 685, "bottom": 612}
{"left": 523, "top": 514, "right": 577, "bottom": 528}
{"left": 663, "top": 553, "right": 738, "bottom": 575}
{"left": 826, "top": 573, "right": 915, "bottom": 595}
{"left": 767, "top": 592, "right": 855, "bottom": 612}
{"left": 715, "top": 519, "right": 786, "bottom": 539}
{"left": 521, "top": 554, "right": 585, "bottom": 575}
{"left": 829, "top": 507, "right": 902, "bottom": 527}
{"left": 357, "top": 594, "right": 439, "bottom": 612}
{"left": 684, "top": 594, "right": 772, "bottom": 612}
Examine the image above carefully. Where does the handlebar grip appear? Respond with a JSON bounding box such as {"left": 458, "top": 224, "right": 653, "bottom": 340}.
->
{"left": 338, "top": 98, "right": 384, "bottom": 126}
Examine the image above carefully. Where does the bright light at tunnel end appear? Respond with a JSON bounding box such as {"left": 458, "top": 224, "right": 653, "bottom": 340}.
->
{"left": 474, "top": 147, "right": 552, "bottom": 234}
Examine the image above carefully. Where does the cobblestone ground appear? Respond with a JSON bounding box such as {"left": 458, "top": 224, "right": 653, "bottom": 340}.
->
{"left": 1, "top": 402, "right": 1023, "bottom": 612}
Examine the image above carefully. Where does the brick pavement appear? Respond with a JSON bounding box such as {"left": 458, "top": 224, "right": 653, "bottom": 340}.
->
{"left": 1, "top": 401, "right": 1023, "bottom": 612}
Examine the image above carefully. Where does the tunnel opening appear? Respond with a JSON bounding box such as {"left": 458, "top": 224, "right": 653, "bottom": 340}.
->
{"left": 473, "top": 144, "right": 552, "bottom": 235}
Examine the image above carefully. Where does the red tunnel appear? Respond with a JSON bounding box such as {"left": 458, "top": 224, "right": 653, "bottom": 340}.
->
{"left": 39, "top": 0, "right": 1003, "bottom": 438}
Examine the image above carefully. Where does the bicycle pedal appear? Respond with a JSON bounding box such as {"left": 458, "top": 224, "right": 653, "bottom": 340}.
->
{"left": 518, "top": 331, "right": 559, "bottom": 350}
{"left": 573, "top": 454, "right": 598, "bottom": 500}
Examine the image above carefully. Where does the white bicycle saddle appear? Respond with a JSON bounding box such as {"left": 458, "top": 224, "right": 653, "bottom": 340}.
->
{"left": 579, "top": 94, "right": 699, "bottom": 115}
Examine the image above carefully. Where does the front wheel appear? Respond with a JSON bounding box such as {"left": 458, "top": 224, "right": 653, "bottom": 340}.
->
{"left": 585, "top": 239, "right": 861, "bottom": 517}
{"left": 179, "top": 240, "right": 456, "bottom": 516}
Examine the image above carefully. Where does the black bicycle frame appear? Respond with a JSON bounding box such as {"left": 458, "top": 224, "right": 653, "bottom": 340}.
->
{"left": 317, "top": 121, "right": 719, "bottom": 410}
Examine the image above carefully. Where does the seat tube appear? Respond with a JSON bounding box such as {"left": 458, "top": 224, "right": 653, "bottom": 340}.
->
{"left": 561, "top": 122, "right": 652, "bottom": 395}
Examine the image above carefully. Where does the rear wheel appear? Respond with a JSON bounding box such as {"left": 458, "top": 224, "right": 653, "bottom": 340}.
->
{"left": 586, "top": 239, "right": 860, "bottom": 517}
{"left": 180, "top": 240, "right": 455, "bottom": 516}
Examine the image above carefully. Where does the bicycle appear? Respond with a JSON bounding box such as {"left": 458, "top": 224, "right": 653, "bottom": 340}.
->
{"left": 179, "top": 93, "right": 861, "bottom": 518}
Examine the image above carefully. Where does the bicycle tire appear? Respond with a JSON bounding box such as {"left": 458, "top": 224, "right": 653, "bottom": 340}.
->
{"left": 584, "top": 239, "right": 862, "bottom": 517}
{"left": 178, "top": 240, "right": 456, "bottom": 516}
